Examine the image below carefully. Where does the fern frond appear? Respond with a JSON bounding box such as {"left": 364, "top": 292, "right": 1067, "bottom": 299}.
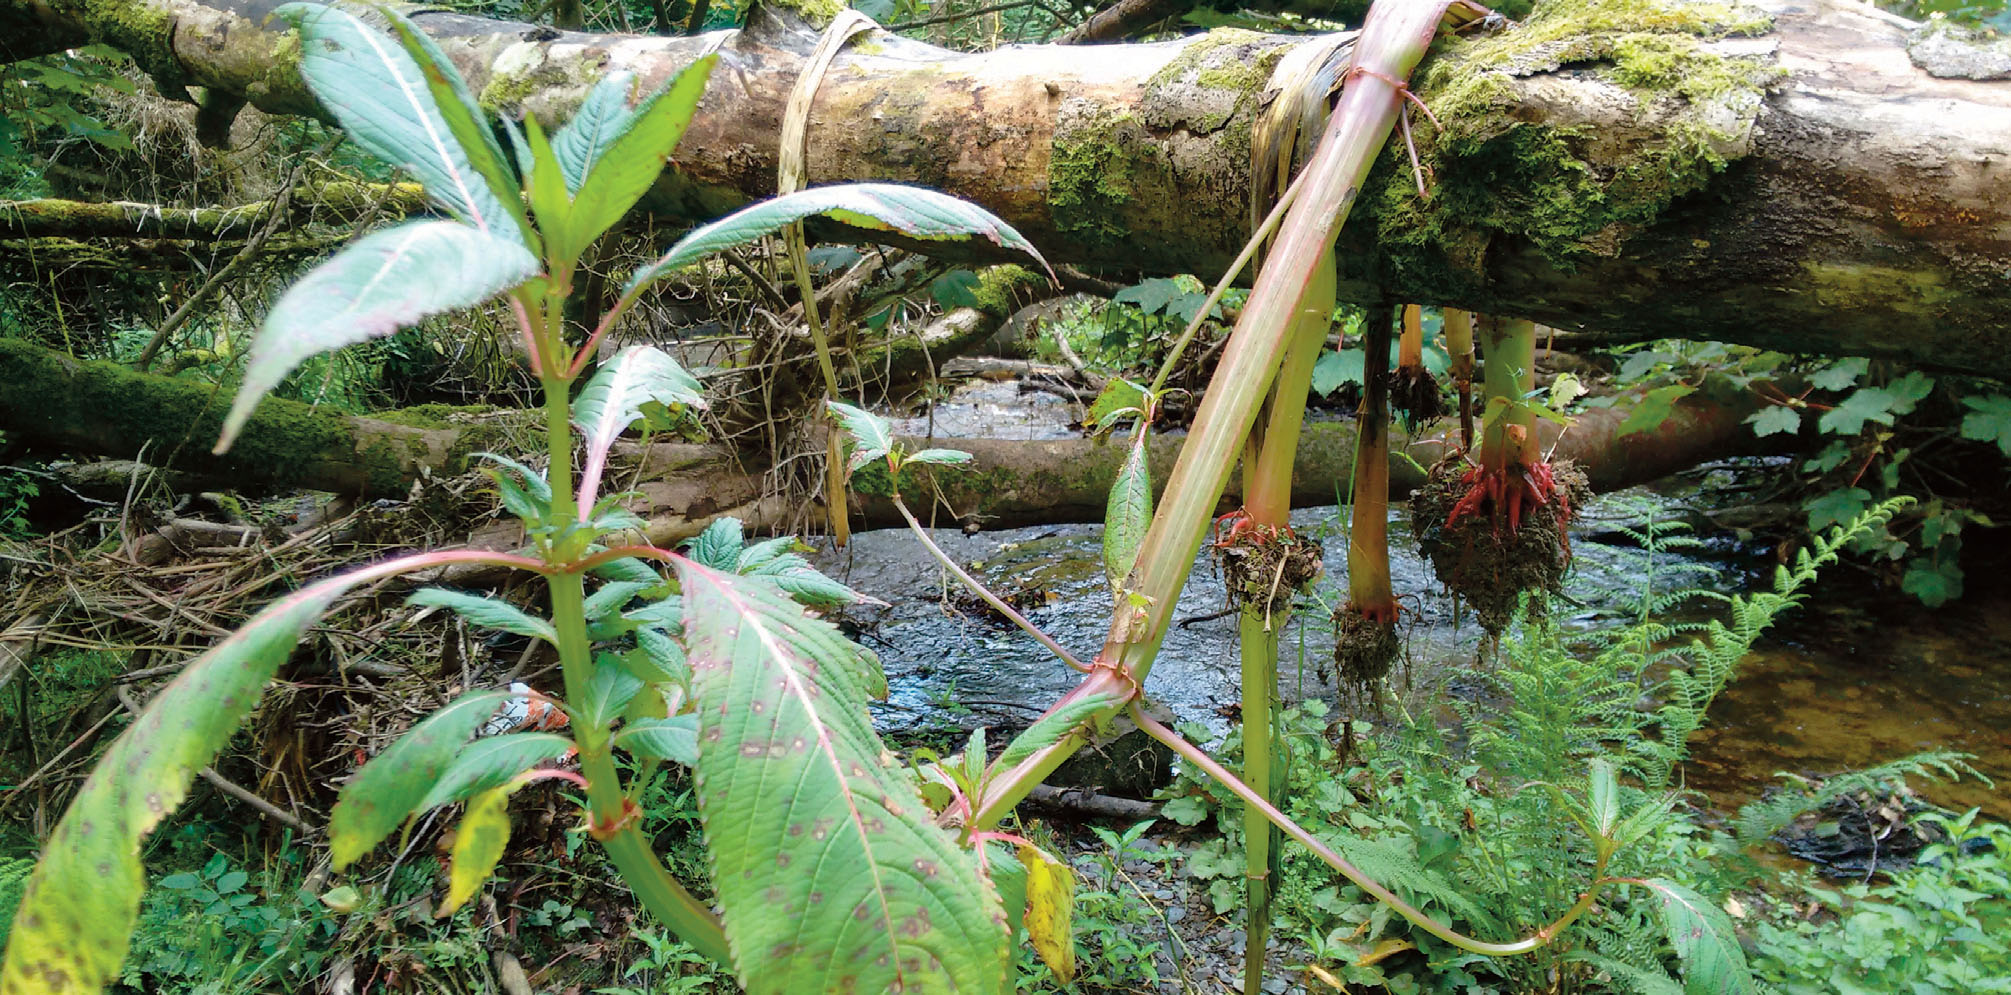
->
{"left": 1732, "top": 750, "right": 1983, "bottom": 846}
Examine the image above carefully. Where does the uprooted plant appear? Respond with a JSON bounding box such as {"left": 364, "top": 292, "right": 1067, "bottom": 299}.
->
{"left": 1, "top": 3, "right": 1764, "bottom": 994}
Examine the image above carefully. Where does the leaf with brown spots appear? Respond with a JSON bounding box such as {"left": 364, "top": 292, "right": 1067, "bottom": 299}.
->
{"left": 328, "top": 688, "right": 514, "bottom": 869}
{"left": 0, "top": 556, "right": 438, "bottom": 995}
{"left": 676, "top": 559, "right": 1008, "bottom": 994}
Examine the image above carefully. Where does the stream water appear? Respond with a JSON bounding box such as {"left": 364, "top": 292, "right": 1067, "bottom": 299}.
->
{"left": 814, "top": 379, "right": 2011, "bottom": 820}
{"left": 808, "top": 479, "right": 2011, "bottom": 822}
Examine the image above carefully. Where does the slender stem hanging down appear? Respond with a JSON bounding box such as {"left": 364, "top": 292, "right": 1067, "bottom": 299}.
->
{"left": 1443, "top": 308, "right": 1476, "bottom": 451}
{"left": 891, "top": 495, "right": 1091, "bottom": 673}
{"left": 1130, "top": 704, "right": 1549, "bottom": 958}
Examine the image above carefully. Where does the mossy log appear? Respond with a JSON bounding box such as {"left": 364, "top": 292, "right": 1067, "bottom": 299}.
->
{"left": 14, "top": 0, "right": 2008, "bottom": 374}
{"left": 0, "top": 183, "right": 426, "bottom": 240}
{"left": 0, "top": 337, "right": 458, "bottom": 496}
{"left": 0, "top": 333, "right": 1768, "bottom": 533}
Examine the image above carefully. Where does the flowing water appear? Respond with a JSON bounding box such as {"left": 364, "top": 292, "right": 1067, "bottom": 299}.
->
{"left": 809, "top": 484, "right": 2011, "bottom": 821}
{"left": 818, "top": 382, "right": 2011, "bottom": 819}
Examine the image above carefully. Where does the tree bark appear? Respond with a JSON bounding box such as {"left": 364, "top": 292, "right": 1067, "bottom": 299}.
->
{"left": 8, "top": 0, "right": 2008, "bottom": 373}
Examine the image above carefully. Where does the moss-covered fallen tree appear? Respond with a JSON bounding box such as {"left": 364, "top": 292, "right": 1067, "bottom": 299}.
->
{"left": 0, "top": 334, "right": 1773, "bottom": 538}
{"left": 6, "top": 0, "right": 2006, "bottom": 374}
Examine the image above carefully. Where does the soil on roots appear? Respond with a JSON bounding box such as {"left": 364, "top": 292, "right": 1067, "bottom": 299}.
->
{"left": 1388, "top": 365, "right": 1445, "bottom": 428}
{"left": 1410, "top": 454, "right": 1590, "bottom": 635}
{"left": 1332, "top": 602, "right": 1400, "bottom": 693}
{"left": 1214, "top": 520, "right": 1323, "bottom": 617}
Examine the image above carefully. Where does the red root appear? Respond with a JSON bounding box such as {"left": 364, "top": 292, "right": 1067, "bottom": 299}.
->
{"left": 1443, "top": 459, "right": 1575, "bottom": 553}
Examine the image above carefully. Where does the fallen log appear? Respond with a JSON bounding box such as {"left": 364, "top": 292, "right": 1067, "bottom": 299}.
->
{"left": 12, "top": 0, "right": 2010, "bottom": 375}
{"left": 0, "top": 333, "right": 1778, "bottom": 536}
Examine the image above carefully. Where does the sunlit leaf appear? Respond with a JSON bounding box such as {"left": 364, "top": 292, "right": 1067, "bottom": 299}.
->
{"left": 378, "top": 7, "right": 534, "bottom": 247}
{"left": 1018, "top": 843, "right": 1076, "bottom": 982}
{"left": 572, "top": 345, "right": 704, "bottom": 507}
{"left": 627, "top": 182, "right": 1049, "bottom": 296}
{"left": 1959, "top": 393, "right": 2011, "bottom": 456}
{"left": 440, "top": 783, "right": 518, "bottom": 917}
{"left": 280, "top": 3, "right": 520, "bottom": 238}
{"left": 1636, "top": 877, "right": 1753, "bottom": 994}
{"left": 1809, "top": 356, "right": 1868, "bottom": 392}
{"left": 1818, "top": 387, "right": 1899, "bottom": 436}
{"left": 906, "top": 448, "right": 975, "bottom": 467}
{"left": 215, "top": 220, "right": 536, "bottom": 452}
{"left": 675, "top": 558, "right": 1008, "bottom": 995}
{"left": 684, "top": 517, "right": 745, "bottom": 571}
{"left": 990, "top": 693, "right": 1121, "bottom": 774}
{"left": 1086, "top": 378, "right": 1148, "bottom": 430}
{"left": 827, "top": 400, "right": 895, "bottom": 472}
{"left": 551, "top": 71, "right": 639, "bottom": 194}
{"left": 1745, "top": 405, "right": 1801, "bottom": 438}
{"left": 560, "top": 56, "right": 715, "bottom": 263}
{"left": 1103, "top": 433, "right": 1151, "bottom": 592}
{"left": 330, "top": 689, "right": 513, "bottom": 868}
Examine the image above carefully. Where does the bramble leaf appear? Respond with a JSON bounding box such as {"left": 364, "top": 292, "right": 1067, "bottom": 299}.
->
{"left": 1616, "top": 384, "right": 1696, "bottom": 438}
{"left": 675, "top": 558, "right": 1008, "bottom": 995}
{"left": 215, "top": 220, "right": 536, "bottom": 452}
{"left": 1960, "top": 393, "right": 2011, "bottom": 456}
{"left": 1818, "top": 387, "right": 1899, "bottom": 436}
{"left": 1745, "top": 404, "right": 1800, "bottom": 438}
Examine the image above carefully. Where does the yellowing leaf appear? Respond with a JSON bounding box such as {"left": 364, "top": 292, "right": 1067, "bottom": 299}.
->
{"left": 1018, "top": 843, "right": 1076, "bottom": 982}
{"left": 440, "top": 784, "right": 516, "bottom": 918}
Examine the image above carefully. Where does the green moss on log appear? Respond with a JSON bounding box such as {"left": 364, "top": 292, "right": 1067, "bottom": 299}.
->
{"left": 60, "top": 0, "right": 184, "bottom": 92}
{"left": 0, "top": 337, "right": 438, "bottom": 495}
{"left": 1367, "top": 0, "right": 1781, "bottom": 294}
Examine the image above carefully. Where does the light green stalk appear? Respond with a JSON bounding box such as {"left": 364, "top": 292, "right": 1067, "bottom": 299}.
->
{"left": 1478, "top": 315, "right": 1540, "bottom": 476}
{"left": 1443, "top": 308, "right": 1476, "bottom": 450}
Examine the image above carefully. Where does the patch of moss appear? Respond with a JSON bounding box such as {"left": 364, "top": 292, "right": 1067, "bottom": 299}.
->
{"left": 1048, "top": 109, "right": 1150, "bottom": 248}
{"left": 70, "top": 0, "right": 184, "bottom": 92}
{"left": 1365, "top": 0, "right": 1782, "bottom": 291}
{"left": 765, "top": 0, "right": 844, "bottom": 26}
{"left": 969, "top": 265, "right": 1039, "bottom": 319}
{"left": 1141, "top": 28, "right": 1280, "bottom": 135}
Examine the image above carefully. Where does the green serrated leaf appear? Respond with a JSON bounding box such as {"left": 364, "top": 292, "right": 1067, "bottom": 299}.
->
{"left": 573, "top": 345, "right": 705, "bottom": 490}
{"left": 1818, "top": 387, "right": 1899, "bottom": 436}
{"left": 1086, "top": 378, "right": 1147, "bottom": 430}
{"left": 1311, "top": 348, "right": 1364, "bottom": 397}
{"left": 930, "top": 269, "right": 982, "bottom": 310}
{"left": 1616, "top": 384, "right": 1697, "bottom": 438}
{"left": 215, "top": 220, "right": 536, "bottom": 452}
{"left": 613, "top": 715, "right": 699, "bottom": 765}
{"left": 1960, "top": 394, "right": 2011, "bottom": 457}
{"left": 280, "top": 4, "right": 520, "bottom": 238}
{"left": 626, "top": 182, "right": 1048, "bottom": 296}
{"left": 631, "top": 628, "right": 692, "bottom": 685}
{"left": 378, "top": 7, "right": 534, "bottom": 248}
{"left": 1745, "top": 405, "right": 1801, "bottom": 438}
{"left": 1103, "top": 434, "right": 1151, "bottom": 592}
{"left": 579, "top": 653, "right": 646, "bottom": 731}
{"left": 408, "top": 588, "right": 557, "bottom": 643}
{"left": 827, "top": 400, "right": 895, "bottom": 472}
{"left": 1637, "top": 877, "right": 1753, "bottom": 994}
{"left": 417, "top": 732, "right": 574, "bottom": 812}
{"left": 1112, "top": 277, "right": 1182, "bottom": 314}
{"left": 329, "top": 689, "right": 512, "bottom": 869}
{"left": 583, "top": 581, "right": 652, "bottom": 622}
{"left": 1587, "top": 758, "right": 1620, "bottom": 837}
{"left": 675, "top": 558, "right": 1007, "bottom": 995}
{"left": 1902, "top": 555, "right": 1963, "bottom": 608}
{"left": 1804, "top": 487, "right": 1872, "bottom": 533}
{"left": 1809, "top": 356, "right": 1868, "bottom": 392}
{"left": 551, "top": 70, "right": 639, "bottom": 194}
{"left": 522, "top": 112, "right": 572, "bottom": 252}
{"left": 683, "top": 517, "right": 745, "bottom": 571}
{"left": 560, "top": 56, "right": 714, "bottom": 264}
{"left": 992, "top": 693, "right": 1122, "bottom": 775}
{"left": 0, "top": 564, "right": 396, "bottom": 995}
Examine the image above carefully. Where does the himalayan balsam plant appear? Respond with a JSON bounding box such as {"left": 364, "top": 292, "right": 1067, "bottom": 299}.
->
{"left": 0, "top": 3, "right": 1759, "bottom": 994}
